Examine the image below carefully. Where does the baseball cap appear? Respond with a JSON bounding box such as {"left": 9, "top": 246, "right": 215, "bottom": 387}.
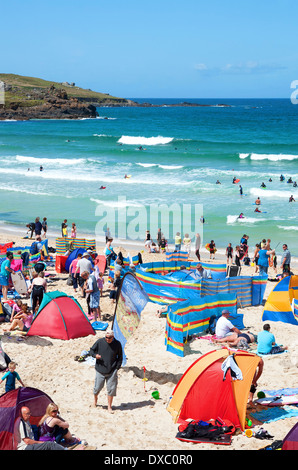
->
{"left": 222, "top": 309, "right": 231, "bottom": 315}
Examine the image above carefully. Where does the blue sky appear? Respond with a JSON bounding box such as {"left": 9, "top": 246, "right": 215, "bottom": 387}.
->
{"left": 1, "top": 0, "right": 297, "bottom": 98}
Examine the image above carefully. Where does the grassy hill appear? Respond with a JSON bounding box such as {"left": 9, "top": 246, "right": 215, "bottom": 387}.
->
{"left": 0, "top": 73, "right": 129, "bottom": 108}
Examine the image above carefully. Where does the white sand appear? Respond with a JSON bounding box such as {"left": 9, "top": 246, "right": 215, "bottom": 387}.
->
{"left": 0, "top": 231, "right": 297, "bottom": 451}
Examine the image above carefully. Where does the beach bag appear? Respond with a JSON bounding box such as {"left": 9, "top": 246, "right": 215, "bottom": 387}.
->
{"left": 205, "top": 315, "right": 218, "bottom": 335}
{"left": 66, "top": 275, "right": 73, "bottom": 286}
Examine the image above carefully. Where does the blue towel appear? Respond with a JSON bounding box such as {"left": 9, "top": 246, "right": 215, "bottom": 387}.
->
{"left": 250, "top": 406, "right": 298, "bottom": 423}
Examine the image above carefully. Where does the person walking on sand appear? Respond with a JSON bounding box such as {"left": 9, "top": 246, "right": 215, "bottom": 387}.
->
{"left": 1, "top": 361, "right": 25, "bottom": 393}
{"left": 80, "top": 270, "right": 101, "bottom": 321}
{"left": 89, "top": 330, "right": 123, "bottom": 413}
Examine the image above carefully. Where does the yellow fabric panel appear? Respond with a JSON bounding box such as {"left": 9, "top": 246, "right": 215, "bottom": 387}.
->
{"left": 232, "top": 353, "right": 261, "bottom": 431}
{"left": 264, "top": 290, "right": 291, "bottom": 312}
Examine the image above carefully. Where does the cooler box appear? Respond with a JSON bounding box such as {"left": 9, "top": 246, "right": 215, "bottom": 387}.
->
{"left": 55, "top": 255, "right": 68, "bottom": 273}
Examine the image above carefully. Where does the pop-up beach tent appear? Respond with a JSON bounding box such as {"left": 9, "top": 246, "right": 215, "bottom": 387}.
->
{"left": 64, "top": 247, "right": 86, "bottom": 273}
{"left": 167, "top": 349, "right": 261, "bottom": 431}
{"left": 262, "top": 275, "right": 298, "bottom": 326}
{"left": 282, "top": 422, "right": 298, "bottom": 450}
{"left": 27, "top": 291, "right": 95, "bottom": 340}
{"left": 0, "top": 387, "right": 53, "bottom": 450}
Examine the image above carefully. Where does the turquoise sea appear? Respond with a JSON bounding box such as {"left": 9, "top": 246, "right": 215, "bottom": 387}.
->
{"left": 0, "top": 98, "right": 297, "bottom": 256}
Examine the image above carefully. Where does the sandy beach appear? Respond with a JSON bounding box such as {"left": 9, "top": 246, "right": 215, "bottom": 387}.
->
{"left": 0, "top": 229, "right": 297, "bottom": 452}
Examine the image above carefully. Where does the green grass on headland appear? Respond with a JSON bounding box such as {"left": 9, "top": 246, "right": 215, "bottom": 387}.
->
{"left": 0, "top": 73, "right": 128, "bottom": 108}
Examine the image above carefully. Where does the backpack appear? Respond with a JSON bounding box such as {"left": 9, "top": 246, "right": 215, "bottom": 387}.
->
{"left": 205, "top": 315, "right": 218, "bottom": 335}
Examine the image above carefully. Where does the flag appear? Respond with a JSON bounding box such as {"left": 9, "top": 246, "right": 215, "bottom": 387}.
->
{"left": 112, "top": 272, "right": 149, "bottom": 365}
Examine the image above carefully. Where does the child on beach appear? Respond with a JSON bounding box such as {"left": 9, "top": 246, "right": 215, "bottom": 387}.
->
{"left": 4, "top": 303, "right": 33, "bottom": 333}
{"left": 174, "top": 232, "right": 182, "bottom": 252}
{"left": 10, "top": 299, "right": 23, "bottom": 322}
{"left": 1, "top": 362, "right": 25, "bottom": 393}
{"left": 71, "top": 223, "right": 77, "bottom": 239}
{"left": 160, "top": 237, "right": 167, "bottom": 253}
{"left": 96, "top": 271, "right": 104, "bottom": 296}
{"left": 226, "top": 243, "right": 233, "bottom": 265}
{"left": 209, "top": 240, "right": 216, "bottom": 260}
{"left": 183, "top": 233, "right": 191, "bottom": 255}
{"left": 109, "top": 271, "right": 121, "bottom": 303}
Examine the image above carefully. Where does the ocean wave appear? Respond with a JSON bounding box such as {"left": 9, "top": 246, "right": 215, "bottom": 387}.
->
{"left": 239, "top": 152, "right": 298, "bottom": 162}
{"left": 227, "top": 215, "right": 266, "bottom": 224}
{"left": 136, "top": 163, "right": 158, "bottom": 168}
{"left": 117, "top": 135, "right": 173, "bottom": 146}
{"left": 90, "top": 198, "right": 143, "bottom": 208}
{"left": 250, "top": 188, "right": 298, "bottom": 199}
{"left": 15, "top": 155, "right": 85, "bottom": 165}
{"left": 277, "top": 225, "right": 298, "bottom": 231}
{"left": 0, "top": 184, "right": 51, "bottom": 196}
{"left": 136, "top": 162, "right": 183, "bottom": 169}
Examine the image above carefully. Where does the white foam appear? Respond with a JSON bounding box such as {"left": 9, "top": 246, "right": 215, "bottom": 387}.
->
{"left": 158, "top": 164, "right": 183, "bottom": 170}
{"left": 136, "top": 163, "right": 158, "bottom": 168}
{"left": 250, "top": 188, "right": 298, "bottom": 199}
{"left": 117, "top": 135, "right": 173, "bottom": 146}
{"left": 90, "top": 198, "right": 143, "bottom": 208}
{"left": 15, "top": 155, "right": 85, "bottom": 165}
{"left": 277, "top": 225, "right": 298, "bottom": 231}
{"left": 241, "top": 153, "right": 298, "bottom": 162}
{"left": 227, "top": 215, "right": 266, "bottom": 224}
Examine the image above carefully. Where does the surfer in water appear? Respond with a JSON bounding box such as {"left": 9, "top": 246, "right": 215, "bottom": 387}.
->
{"left": 99, "top": 186, "right": 106, "bottom": 190}
{"left": 254, "top": 207, "right": 262, "bottom": 213}
{"left": 289, "top": 195, "right": 295, "bottom": 202}
{"left": 238, "top": 213, "right": 245, "bottom": 219}
{"left": 255, "top": 197, "right": 261, "bottom": 205}
{"left": 260, "top": 182, "right": 266, "bottom": 188}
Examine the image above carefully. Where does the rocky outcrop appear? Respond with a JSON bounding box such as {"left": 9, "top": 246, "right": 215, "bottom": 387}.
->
{"left": 0, "top": 85, "right": 98, "bottom": 120}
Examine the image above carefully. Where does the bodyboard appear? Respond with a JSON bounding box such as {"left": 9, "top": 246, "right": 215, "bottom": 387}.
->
{"left": 256, "top": 395, "right": 298, "bottom": 407}
{"left": 11, "top": 271, "right": 28, "bottom": 295}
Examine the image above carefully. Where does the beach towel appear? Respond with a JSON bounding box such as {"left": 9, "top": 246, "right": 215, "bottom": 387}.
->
{"left": 250, "top": 406, "right": 298, "bottom": 424}
{"left": 262, "top": 388, "right": 298, "bottom": 397}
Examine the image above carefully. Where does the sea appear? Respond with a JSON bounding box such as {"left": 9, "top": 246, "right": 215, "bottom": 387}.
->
{"left": 0, "top": 98, "right": 298, "bottom": 258}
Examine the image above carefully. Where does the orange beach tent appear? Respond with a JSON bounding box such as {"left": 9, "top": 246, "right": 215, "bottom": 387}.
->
{"left": 167, "top": 349, "right": 261, "bottom": 431}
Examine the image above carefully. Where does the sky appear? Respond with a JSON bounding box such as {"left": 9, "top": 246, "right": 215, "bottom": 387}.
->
{"left": 1, "top": 0, "right": 297, "bottom": 98}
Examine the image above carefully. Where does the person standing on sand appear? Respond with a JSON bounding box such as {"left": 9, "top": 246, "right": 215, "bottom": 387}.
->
{"left": 89, "top": 330, "right": 123, "bottom": 413}
{"left": 281, "top": 244, "right": 291, "bottom": 274}
{"left": 41, "top": 217, "right": 47, "bottom": 239}
{"left": 61, "top": 219, "right": 68, "bottom": 238}
{"left": 0, "top": 252, "right": 14, "bottom": 303}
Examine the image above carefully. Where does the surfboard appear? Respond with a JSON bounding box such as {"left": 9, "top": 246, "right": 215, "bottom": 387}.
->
{"left": 94, "top": 255, "right": 106, "bottom": 273}
{"left": 11, "top": 271, "right": 28, "bottom": 295}
{"left": 256, "top": 394, "right": 298, "bottom": 407}
{"left": 205, "top": 243, "right": 217, "bottom": 253}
